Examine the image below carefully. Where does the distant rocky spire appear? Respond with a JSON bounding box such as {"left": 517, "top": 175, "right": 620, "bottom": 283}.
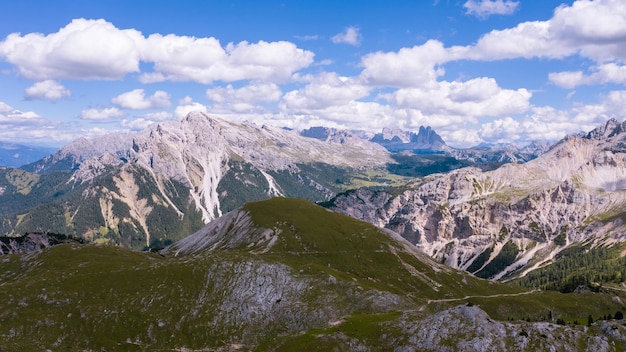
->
{"left": 585, "top": 118, "right": 625, "bottom": 140}
{"left": 370, "top": 126, "right": 446, "bottom": 152}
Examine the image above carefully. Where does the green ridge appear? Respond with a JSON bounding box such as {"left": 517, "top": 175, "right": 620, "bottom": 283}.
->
{"left": 0, "top": 198, "right": 623, "bottom": 350}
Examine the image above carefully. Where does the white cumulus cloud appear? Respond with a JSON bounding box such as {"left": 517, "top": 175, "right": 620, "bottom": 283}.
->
{"left": 206, "top": 83, "right": 282, "bottom": 104}
{"left": 465, "top": 0, "right": 626, "bottom": 62}
{"left": 111, "top": 89, "right": 171, "bottom": 110}
{"left": 0, "top": 18, "right": 315, "bottom": 84}
{"left": 359, "top": 40, "right": 454, "bottom": 88}
{"left": 0, "top": 103, "right": 42, "bottom": 123}
{"left": 121, "top": 118, "right": 156, "bottom": 131}
{"left": 0, "top": 102, "right": 76, "bottom": 146}
{"left": 139, "top": 35, "right": 314, "bottom": 84}
{"left": 0, "top": 102, "right": 13, "bottom": 114}
{"left": 80, "top": 107, "right": 124, "bottom": 120}
{"left": 280, "top": 73, "right": 370, "bottom": 112}
{"left": 392, "top": 77, "right": 531, "bottom": 118}
{"left": 463, "top": 0, "right": 520, "bottom": 19}
{"left": 120, "top": 111, "right": 174, "bottom": 132}
{"left": 548, "top": 71, "right": 585, "bottom": 89}
{"left": 478, "top": 116, "right": 522, "bottom": 142}
{"left": 24, "top": 80, "right": 71, "bottom": 101}
{"left": 206, "top": 83, "right": 283, "bottom": 113}
{"left": 0, "top": 19, "right": 142, "bottom": 80}
{"left": 174, "top": 97, "right": 208, "bottom": 119}
{"left": 474, "top": 90, "right": 626, "bottom": 146}
{"left": 549, "top": 63, "right": 626, "bottom": 88}
{"left": 331, "top": 26, "right": 361, "bottom": 46}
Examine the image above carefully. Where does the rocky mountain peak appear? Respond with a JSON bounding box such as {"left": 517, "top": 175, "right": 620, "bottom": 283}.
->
{"left": 415, "top": 126, "right": 446, "bottom": 146}
{"left": 380, "top": 127, "right": 410, "bottom": 142}
{"left": 299, "top": 126, "right": 375, "bottom": 145}
{"left": 18, "top": 112, "right": 393, "bottom": 243}
{"left": 586, "top": 118, "right": 626, "bottom": 140}
{"left": 371, "top": 126, "right": 446, "bottom": 152}
{"left": 328, "top": 118, "right": 626, "bottom": 281}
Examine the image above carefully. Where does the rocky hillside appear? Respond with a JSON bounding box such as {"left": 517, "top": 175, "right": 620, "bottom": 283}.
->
{"left": 0, "top": 112, "right": 397, "bottom": 249}
{"left": 1, "top": 198, "right": 623, "bottom": 351}
{"left": 0, "top": 232, "right": 83, "bottom": 255}
{"left": 326, "top": 119, "right": 626, "bottom": 284}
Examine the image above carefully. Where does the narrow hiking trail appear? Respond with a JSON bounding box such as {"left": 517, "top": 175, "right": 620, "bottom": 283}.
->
{"left": 426, "top": 289, "right": 541, "bottom": 305}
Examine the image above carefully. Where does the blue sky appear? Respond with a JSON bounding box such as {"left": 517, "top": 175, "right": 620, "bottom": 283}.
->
{"left": 0, "top": 0, "right": 625, "bottom": 148}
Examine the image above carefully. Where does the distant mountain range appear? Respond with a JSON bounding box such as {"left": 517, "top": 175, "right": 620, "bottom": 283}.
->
{"left": 369, "top": 126, "right": 447, "bottom": 152}
{"left": 300, "top": 125, "right": 551, "bottom": 166}
{"left": 301, "top": 125, "right": 447, "bottom": 152}
{"left": 1, "top": 112, "right": 395, "bottom": 249}
{"left": 444, "top": 140, "right": 553, "bottom": 165}
{"left": 0, "top": 142, "right": 57, "bottom": 168}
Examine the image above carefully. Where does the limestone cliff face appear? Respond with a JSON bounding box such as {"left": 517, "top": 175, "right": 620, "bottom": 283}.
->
{"left": 328, "top": 119, "right": 626, "bottom": 280}
{"left": 124, "top": 112, "right": 391, "bottom": 222}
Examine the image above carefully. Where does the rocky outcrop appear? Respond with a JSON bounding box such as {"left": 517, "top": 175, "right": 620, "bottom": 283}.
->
{"left": 161, "top": 208, "right": 279, "bottom": 256}
{"left": 391, "top": 305, "right": 621, "bottom": 352}
{"left": 328, "top": 119, "right": 626, "bottom": 280}
{"left": 0, "top": 232, "right": 83, "bottom": 255}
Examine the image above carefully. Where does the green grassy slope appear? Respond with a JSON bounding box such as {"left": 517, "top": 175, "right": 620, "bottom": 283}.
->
{"left": 0, "top": 198, "right": 624, "bottom": 351}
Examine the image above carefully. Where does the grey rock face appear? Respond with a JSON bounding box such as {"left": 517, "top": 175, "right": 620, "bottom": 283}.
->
{"left": 124, "top": 112, "right": 391, "bottom": 222}
{"left": 0, "top": 233, "right": 82, "bottom": 255}
{"left": 162, "top": 209, "right": 279, "bottom": 256}
{"left": 329, "top": 119, "right": 626, "bottom": 279}
{"left": 391, "top": 305, "right": 617, "bottom": 352}
{"left": 370, "top": 126, "right": 446, "bottom": 152}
